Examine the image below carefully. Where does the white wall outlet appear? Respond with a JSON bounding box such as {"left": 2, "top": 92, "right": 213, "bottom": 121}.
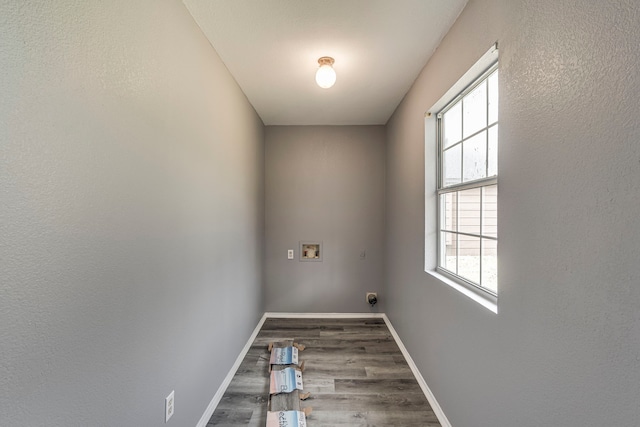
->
{"left": 366, "top": 292, "right": 378, "bottom": 305}
{"left": 287, "top": 249, "right": 294, "bottom": 259}
{"left": 165, "top": 390, "right": 174, "bottom": 423}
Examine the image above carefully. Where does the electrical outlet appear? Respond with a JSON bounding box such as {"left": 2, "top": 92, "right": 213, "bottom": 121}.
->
{"left": 287, "top": 249, "right": 294, "bottom": 260}
{"left": 165, "top": 390, "right": 174, "bottom": 423}
{"left": 366, "top": 292, "right": 378, "bottom": 305}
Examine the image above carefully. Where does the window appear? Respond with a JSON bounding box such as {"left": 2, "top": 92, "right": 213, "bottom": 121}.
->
{"left": 436, "top": 63, "right": 498, "bottom": 296}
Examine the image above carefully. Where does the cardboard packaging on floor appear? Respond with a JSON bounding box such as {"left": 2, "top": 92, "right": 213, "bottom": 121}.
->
{"left": 267, "top": 339, "right": 312, "bottom": 424}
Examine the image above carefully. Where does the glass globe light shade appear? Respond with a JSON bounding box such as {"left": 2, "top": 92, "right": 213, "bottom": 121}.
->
{"left": 315, "top": 62, "right": 336, "bottom": 88}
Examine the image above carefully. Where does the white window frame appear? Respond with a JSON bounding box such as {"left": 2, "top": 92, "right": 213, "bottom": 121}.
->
{"left": 424, "top": 44, "right": 499, "bottom": 313}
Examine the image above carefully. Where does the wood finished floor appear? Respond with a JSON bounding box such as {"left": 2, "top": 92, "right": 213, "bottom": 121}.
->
{"left": 207, "top": 317, "right": 441, "bottom": 427}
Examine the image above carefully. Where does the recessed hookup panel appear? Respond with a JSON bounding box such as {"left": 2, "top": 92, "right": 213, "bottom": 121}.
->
{"left": 299, "top": 241, "right": 322, "bottom": 262}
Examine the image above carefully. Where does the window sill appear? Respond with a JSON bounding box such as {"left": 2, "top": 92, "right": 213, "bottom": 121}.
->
{"left": 426, "top": 269, "right": 498, "bottom": 314}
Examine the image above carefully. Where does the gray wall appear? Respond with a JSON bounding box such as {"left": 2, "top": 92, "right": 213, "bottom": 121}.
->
{"left": 385, "top": 0, "right": 640, "bottom": 426}
{"left": 0, "top": 1, "right": 264, "bottom": 426}
{"left": 265, "top": 126, "right": 385, "bottom": 312}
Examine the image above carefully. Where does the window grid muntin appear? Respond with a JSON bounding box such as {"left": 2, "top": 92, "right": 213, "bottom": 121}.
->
{"left": 436, "top": 63, "right": 498, "bottom": 295}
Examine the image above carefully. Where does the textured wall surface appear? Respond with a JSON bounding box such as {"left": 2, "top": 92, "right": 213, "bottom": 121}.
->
{"left": 265, "top": 126, "right": 385, "bottom": 312}
{"left": 385, "top": 0, "right": 640, "bottom": 426}
{"left": 0, "top": 0, "right": 264, "bottom": 425}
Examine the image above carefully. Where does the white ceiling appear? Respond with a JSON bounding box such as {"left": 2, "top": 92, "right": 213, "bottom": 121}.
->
{"left": 183, "top": 0, "right": 468, "bottom": 125}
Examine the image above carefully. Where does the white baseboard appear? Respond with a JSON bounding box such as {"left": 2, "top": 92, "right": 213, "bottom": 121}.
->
{"left": 264, "top": 312, "right": 384, "bottom": 319}
{"left": 382, "top": 314, "right": 452, "bottom": 427}
{"left": 195, "top": 313, "right": 267, "bottom": 427}
{"left": 196, "top": 312, "right": 451, "bottom": 427}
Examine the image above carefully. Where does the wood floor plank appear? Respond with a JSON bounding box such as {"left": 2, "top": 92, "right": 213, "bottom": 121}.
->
{"left": 334, "top": 378, "right": 424, "bottom": 394}
{"left": 305, "top": 392, "right": 431, "bottom": 411}
{"left": 224, "top": 377, "right": 269, "bottom": 393}
{"left": 305, "top": 410, "right": 441, "bottom": 426}
{"left": 207, "top": 409, "right": 254, "bottom": 425}
{"left": 299, "top": 378, "right": 335, "bottom": 393}
{"left": 208, "top": 318, "right": 441, "bottom": 426}
{"left": 364, "top": 365, "right": 416, "bottom": 379}
{"left": 293, "top": 352, "right": 370, "bottom": 371}
{"left": 302, "top": 365, "right": 368, "bottom": 378}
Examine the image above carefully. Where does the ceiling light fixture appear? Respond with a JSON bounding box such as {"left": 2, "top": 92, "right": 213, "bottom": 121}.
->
{"left": 315, "top": 56, "right": 336, "bottom": 89}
